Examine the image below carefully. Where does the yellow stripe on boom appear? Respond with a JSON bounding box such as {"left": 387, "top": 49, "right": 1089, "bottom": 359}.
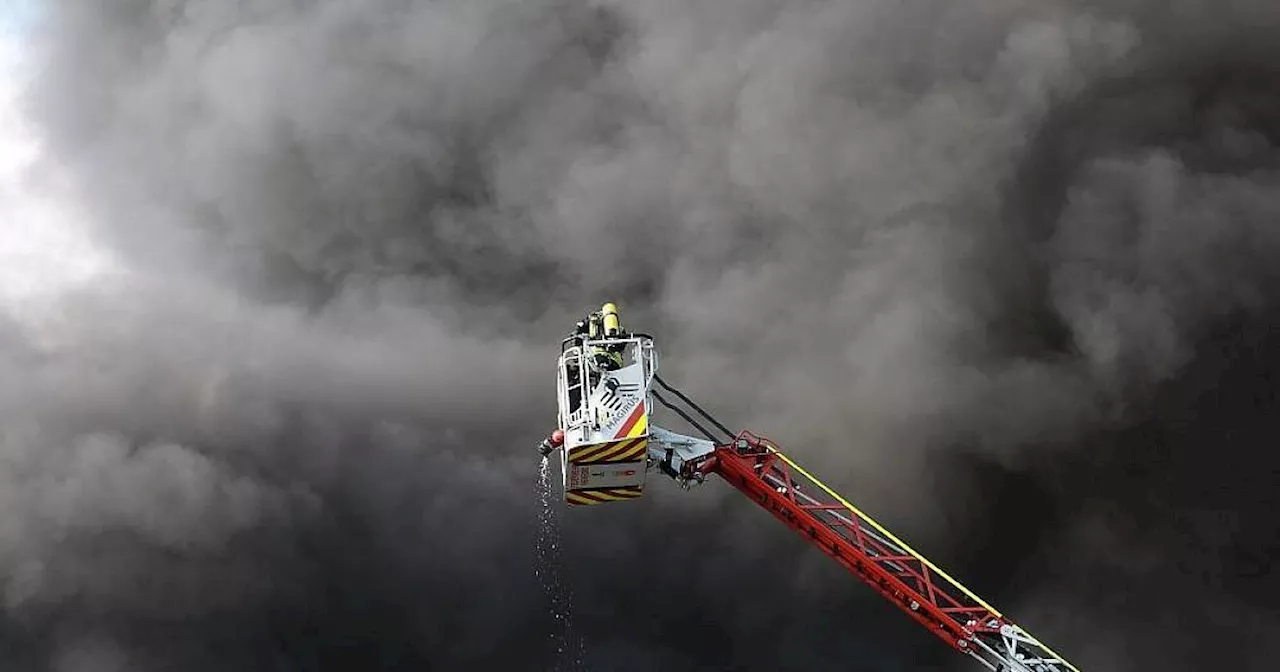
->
{"left": 766, "top": 445, "right": 1082, "bottom": 672}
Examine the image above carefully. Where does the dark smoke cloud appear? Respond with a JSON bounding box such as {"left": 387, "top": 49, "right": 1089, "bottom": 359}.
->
{"left": 5, "top": 0, "right": 1280, "bottom": 669}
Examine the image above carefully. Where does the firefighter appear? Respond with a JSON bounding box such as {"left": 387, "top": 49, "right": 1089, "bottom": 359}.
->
{"left": 564, "top": 312, "right": 599, "bottom": 411}
{"left": 588, "top": 310, "right": 602, "bottom": 339}
{"left": 591, "top": 302, "right": 624, "bottom": 371}
{"left": 593, "top": 346, "right": 624, "bottom": 371}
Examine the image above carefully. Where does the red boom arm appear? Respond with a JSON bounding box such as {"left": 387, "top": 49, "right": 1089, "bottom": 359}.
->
{"left": 694, "top": 431, "right": 1079, "bottom": 672}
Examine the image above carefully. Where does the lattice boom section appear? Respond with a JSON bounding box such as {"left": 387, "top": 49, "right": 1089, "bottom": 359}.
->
{"left": 707, "top": 432, "right": 1080, "bottom": 672}
{"left": 763, "top": 452, "right": 995, "bottom": 627}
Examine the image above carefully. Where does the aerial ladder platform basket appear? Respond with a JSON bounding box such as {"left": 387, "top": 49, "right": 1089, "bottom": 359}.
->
{"left": 553, "top": 302, "right": 656, "bottom": 506}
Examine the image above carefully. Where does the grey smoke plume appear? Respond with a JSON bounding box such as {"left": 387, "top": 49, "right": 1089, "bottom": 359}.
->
{"left": 5, "top": 0, "right": 1280, "bottom": 669}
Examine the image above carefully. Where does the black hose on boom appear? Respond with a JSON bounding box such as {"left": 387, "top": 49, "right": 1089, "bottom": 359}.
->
{"left": 653, "top": 375, "right": 735, "bottom": 443}
{"left": 651, "top": 390, "right": 722, "bottom": 444}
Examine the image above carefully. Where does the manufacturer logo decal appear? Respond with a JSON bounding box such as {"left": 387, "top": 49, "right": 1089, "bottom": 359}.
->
{"left": 597, "top": 376, "right": 640, "bottom": 430}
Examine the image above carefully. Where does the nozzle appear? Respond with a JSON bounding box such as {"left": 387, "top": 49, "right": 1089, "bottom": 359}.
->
{"left": 537, "top": 429, "right": 565, "bottom": 456}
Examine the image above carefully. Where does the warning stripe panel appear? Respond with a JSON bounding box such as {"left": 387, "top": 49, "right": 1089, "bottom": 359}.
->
{"left": 567, "top": 439, "right": 616, "bottom": 462}
{"left": 565, "top": 486, "right": 644, "bottom": 506}
{"left": 579, "top": 438, "right": 647, "bottom": 463}
{"left": 568, "top": 438, "right": 648, "bottom": 464}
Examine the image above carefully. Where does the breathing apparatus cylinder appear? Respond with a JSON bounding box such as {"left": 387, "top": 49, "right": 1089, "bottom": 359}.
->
{"left": 602, "top": 302, "right": 621, "bottom": 336}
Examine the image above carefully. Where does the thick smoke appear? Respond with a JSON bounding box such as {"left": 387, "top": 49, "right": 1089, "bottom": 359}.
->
{"left": 5, "top": 0, "right": 1280, "bottom": 669}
